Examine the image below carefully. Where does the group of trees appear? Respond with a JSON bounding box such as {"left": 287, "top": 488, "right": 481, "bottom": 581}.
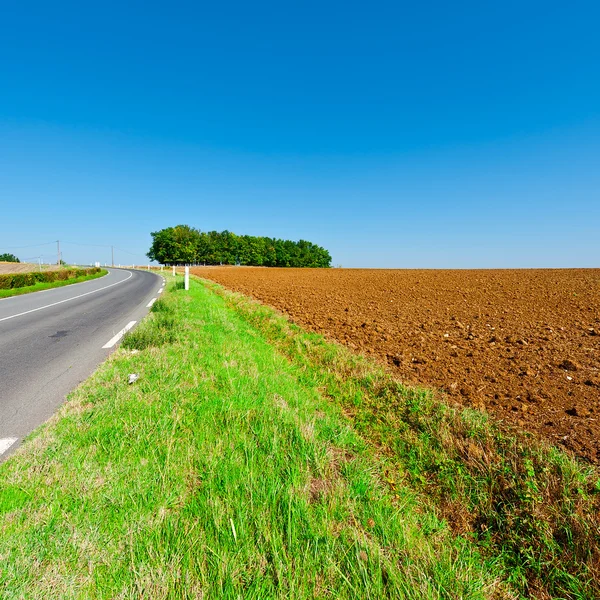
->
{"left": 147, "top": 225, "right": 331, "bottom": 268}
{"left": 0, "top": 253, "right": 20, "bottom": 263}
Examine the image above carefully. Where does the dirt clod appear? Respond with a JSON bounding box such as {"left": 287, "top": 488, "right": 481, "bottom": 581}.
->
{"left": 558, "top": 359, "right": 580, "bottom": 371}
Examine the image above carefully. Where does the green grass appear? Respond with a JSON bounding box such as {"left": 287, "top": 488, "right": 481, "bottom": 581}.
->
{"left": 1, "top": 274, "right": 598, "bottom": 598}
{"left": 0, "top": 275, "right": 511, "bottom": 599}
{"left": 0, "top": 269, "right": 107, "bottom": 298}
{"left": 201, "top": 279, "right": 600, "bottom": 599}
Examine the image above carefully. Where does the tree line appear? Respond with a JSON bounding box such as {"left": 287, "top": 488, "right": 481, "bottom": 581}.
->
{"left": 0, "top": 253, "right": 20, "bottom": 263}
{"left": 147, "top": 225, "right": 332, "bottom": 268}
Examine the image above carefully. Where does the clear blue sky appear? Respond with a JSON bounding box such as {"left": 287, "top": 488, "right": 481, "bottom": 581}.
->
{"left": 1, "top": 0, "right": 598, "bottom": 267}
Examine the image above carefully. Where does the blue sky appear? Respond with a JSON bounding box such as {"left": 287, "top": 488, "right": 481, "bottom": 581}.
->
{"left": 1, "top": 0, "right": 598, "bottom": 267}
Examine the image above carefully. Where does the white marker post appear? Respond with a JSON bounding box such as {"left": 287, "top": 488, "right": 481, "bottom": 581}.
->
{"left": 184, "top": 266, "right": 190, "bottom": 291}
{"left": 172, "top": 265, "right": 176, "bottom": 276}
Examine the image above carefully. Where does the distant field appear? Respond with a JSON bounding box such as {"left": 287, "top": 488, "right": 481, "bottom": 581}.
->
{"left": 192, "top": 267, "right": 600, "bottom": 464}
{"left": 0, "top": 262, "right": 64, "bottom": 274}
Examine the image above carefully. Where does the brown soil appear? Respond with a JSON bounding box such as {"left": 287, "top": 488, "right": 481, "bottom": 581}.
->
{"left": 191, "top": 267, "right": 600, "bottom": 463}
{"left": 0, "top": 262, "right": 64, "bottom": 274}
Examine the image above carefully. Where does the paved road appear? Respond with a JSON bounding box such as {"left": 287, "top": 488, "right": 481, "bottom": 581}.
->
{"left": 0, "top": 268, "right": 164, "bottom": 461}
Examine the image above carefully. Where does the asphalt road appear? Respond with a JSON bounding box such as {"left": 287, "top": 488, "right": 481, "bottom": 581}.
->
{"left": 0, "top": 268, "right": 163, "bottom": 461}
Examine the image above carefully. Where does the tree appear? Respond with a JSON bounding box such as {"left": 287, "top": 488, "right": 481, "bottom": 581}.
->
{"left": 0, "top": 253, "right": 20, "bottom": 263}
{"left": 147, "top": 225, "right": 332, "bottom": 267}
{"left": 147, "top": 225, "right": 201, "bottom": 264}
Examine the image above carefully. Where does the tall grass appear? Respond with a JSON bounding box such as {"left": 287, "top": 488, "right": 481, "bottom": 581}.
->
{"left": 0, "top": 275, "right": 510, "bottom": 598}
{"left": 1, "top": 273, "right": 598, "bottom": 598}
{"left": 121, "top": 297, "right": 178, "bottom": 350}
{"left": 202, "top": 279, "right": 600, "bottom": 599}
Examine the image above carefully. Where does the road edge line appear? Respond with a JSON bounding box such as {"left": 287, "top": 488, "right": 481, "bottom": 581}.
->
{"left": 102, "top": 321, "right": 137, "bottom": 349}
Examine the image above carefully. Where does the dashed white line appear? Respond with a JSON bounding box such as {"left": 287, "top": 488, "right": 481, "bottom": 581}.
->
{"left": 158, "top": 288, "right": 164, "bottom": 294}
{"left": 102, "top": 321, "right": 137, "bottom": 349}
{"left": 146, "top": 298, "right": 157, "bottom": 308}
{"left": 0, "top": 438, "right": 18, "bottom": 456}
{"left": 0, "top": 271, "right": 133, "bottom": 323}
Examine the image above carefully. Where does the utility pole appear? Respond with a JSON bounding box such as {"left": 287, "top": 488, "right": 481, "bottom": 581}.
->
{"left": 111, "top": 245, "right": 114, "bottom": 267}
{"left": 57, "top": 240, "right": 61, "bottom": 265}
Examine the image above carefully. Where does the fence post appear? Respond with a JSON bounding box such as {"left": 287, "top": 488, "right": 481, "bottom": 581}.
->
{"left": 184, "top": 266, "right": 190, "bottom": 290}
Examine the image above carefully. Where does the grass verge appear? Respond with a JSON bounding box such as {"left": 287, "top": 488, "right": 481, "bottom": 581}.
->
{"left": 0, "top": 269, "right": 107, "bottom": 299}
{"left": 0, "top": 275, "right": 512, "bottom": 599}
{"left": 201, "top": 279, "right": 600, "bottom": 599}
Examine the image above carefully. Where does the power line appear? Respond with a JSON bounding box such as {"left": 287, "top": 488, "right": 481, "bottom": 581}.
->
{"left": 2, "top": 240, "right": 151, "bottom": 265}
{"left": 113, "top": 246, "right": 148, "bottom": 258}
{"left": 62, "top": 241, "right": 146, "bottom": 258}
{"left": 61, "top": 241, "right": 111, "bottom": 248}
{"left": 20, "top": 254, "right": 56, "bottom": 261}
{"left": 0, "top": 242, "right": 55, "bottom": 250}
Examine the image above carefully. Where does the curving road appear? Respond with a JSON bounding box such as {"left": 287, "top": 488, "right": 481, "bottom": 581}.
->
{"left": 0, "top": 268, "right": 163, "bottom": 461}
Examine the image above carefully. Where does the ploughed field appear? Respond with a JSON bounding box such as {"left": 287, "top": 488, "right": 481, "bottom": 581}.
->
{"left": 192, "top": 267, "right": 600, "bottom": 463}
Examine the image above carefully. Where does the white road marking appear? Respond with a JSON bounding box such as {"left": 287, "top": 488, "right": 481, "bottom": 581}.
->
{"left": 0, "top": 271, "right": 133, "bottom": 323}
{"left": 0, "top": 438, "right": 18, "bottom": 455}
{"left": 158, "top": 288, "right": 163, "bottom": 294}
{"left": 146, "top": 298, "right": 157, "bottom": 308}
{"left": 102, "top": 320, "right": 137, "bottom": 349}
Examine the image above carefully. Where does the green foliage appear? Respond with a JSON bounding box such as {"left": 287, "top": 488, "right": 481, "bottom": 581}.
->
{"left": 0, "top": 253, "right": 20, "bottom": 263}
{"left": 0, "top": 270, "right": 107, "bottom": 299}
{"left": 147, "top": 225, "right": 332, "bottom": 267}
{"left": 0, "top": 268, "right": 101, "bottom": 290}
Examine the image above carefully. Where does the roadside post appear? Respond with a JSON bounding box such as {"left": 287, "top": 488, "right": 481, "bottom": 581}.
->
{"left": 172, "top": 265, "right": 176, "bottom": 276}
{"left": 184, "top": 266, "right": 190, "bottom": 290}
